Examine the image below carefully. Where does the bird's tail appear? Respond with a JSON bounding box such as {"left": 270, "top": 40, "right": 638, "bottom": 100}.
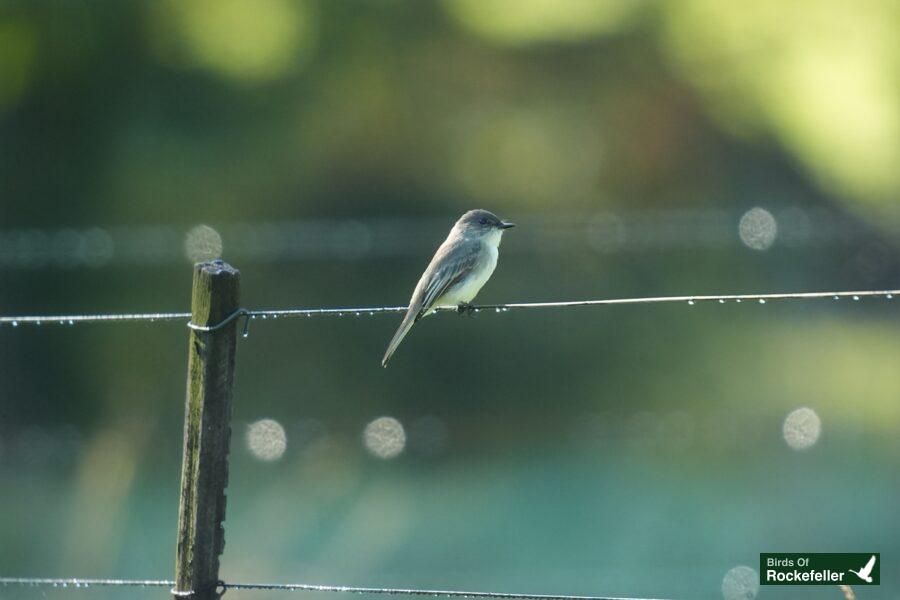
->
{"left": 382, "top": 309, "right": 418, "bottom": 367}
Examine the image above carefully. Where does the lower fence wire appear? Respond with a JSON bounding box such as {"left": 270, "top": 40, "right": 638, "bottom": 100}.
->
{"left": 222, "top": 582, "right": 671, "bottom": 600}
{"left": 0, "top": 578, "right": 671, "bottom": 600}
{"left": 0, "top": 577, "right": 171, "bottom": 589}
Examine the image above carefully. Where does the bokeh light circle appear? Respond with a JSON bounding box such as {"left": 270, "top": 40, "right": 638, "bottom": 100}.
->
{"left": 738, "top": 207, "right": 777, "bottom": 250}
{"left": 363, "top": 416, "right": 406, "bottom": 459}
{"left": 721, "top": 565, "right": 759, "bottom": 600}
{"left": 782, "top": 407, "right": 822, "bottom": 451}
{"left": 185, "top": 224, "right": 223, "bottom": 263}
{"left": 246, "top": 418, "right": 287, "bottom": 462}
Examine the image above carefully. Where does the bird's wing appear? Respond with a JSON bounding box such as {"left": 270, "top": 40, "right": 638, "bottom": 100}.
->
{"left": 415, "top": 239, "right": 481, "bottom": 316}
{"left": 381, "top": 238, "right": 479, "bottom": 367}
{"left": 862, "top": 555, "right": 876, "bottom": 576}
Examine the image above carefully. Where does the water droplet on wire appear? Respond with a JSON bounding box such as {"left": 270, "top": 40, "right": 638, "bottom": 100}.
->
{"left": 758, "top": 299, "right": 766, "bottom": 304}
{"left": 11, "top": 321, "right": 18, "bottom": 327}
{"left": 852, "top": 295, "right": 859, "bottom": 301}
{"left": 687, "top": 300, "right": 695, "bottom": 306}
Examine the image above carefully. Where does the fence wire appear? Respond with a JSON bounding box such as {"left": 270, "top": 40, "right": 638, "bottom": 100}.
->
{"left": 0, "top": 578, "right": 670, "bottom": 600}
{"left": 0, "top": 289, "right": 896, "bottom": 331}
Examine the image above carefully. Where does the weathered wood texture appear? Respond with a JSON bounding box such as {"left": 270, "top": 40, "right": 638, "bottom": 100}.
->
{"left": 174, "top": 260, "right": 240, "bottom": 599}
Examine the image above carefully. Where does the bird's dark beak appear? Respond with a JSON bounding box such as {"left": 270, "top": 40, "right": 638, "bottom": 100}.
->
{"left": 499, "top": 221, "right": 516, "bottom": 229}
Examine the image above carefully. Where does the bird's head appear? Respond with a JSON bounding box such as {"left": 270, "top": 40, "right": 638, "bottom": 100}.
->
{"left": 456, "top": 210, "right": 515, "bottom": 240}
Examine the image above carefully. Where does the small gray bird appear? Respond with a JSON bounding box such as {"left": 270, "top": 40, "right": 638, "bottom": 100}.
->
{"left": 382, "top": 209, "right": 515, "bottom": 367}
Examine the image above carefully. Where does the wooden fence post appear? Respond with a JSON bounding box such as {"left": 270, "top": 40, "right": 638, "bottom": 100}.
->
{"left": 174, "top": 260, "right": 240, "bottom": 599}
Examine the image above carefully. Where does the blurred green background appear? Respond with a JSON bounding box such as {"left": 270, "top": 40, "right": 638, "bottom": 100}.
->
{"left": 1, "top": 1, "right": 899, "bottom": 599}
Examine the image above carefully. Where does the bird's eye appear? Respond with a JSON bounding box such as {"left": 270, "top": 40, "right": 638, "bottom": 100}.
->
{"left": 480, "top": 218, "right": 488, "bottom": 225}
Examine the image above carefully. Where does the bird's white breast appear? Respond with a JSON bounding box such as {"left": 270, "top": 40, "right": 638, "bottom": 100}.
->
{"left": 439, "top": 242, "right": 498, "bottom": 306}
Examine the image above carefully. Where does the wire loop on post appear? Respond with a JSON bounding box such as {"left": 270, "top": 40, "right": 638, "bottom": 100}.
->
{"left": 169, "top": 580, "right": 227, "bottom": 599}
{"left": 171, "top": 587, "right": 194, "bottom": 597}
{"left": 186, "top": 308, "right": 249, "bottom": 332}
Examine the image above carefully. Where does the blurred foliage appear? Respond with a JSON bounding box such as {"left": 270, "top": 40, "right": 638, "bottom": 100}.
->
{"left": 443, "top": 0, "right": 647, "bottom": 46}
{"left": 149, "top": 0, "right": 316, "bottom": 83}
{"left": 1, "top": 1, "right": 900, "bottom": 222}
{"left": 1, "top": 1, "right": 899, "bottom": 599}
{"left": 661, "top": 0, "right": 900, "bottom": 214}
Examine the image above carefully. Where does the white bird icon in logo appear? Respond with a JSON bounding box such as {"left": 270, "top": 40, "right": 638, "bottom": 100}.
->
{"left": 848, "top": 555, "right": 877, "bottom": 583}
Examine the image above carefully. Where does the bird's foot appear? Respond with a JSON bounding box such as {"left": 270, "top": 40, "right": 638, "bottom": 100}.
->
{"left": 457, "top": 302, "right": 476, "bottom": 316}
